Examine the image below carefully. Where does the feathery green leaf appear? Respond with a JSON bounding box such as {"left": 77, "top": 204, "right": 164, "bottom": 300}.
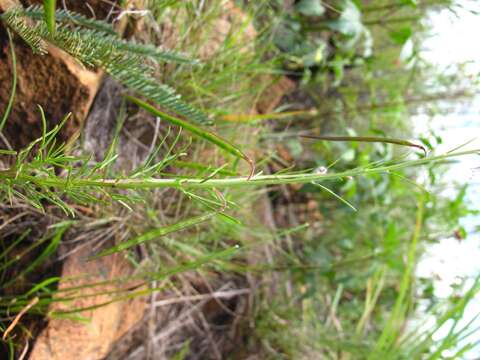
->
{"left": 1, "top": 7, "right": 209, "bottom": 125}
{"left": 23, "top": 5, "right": 115, "bottom": 34}
{"left": 1, "top": 9, "right": 47, "bottom": 54}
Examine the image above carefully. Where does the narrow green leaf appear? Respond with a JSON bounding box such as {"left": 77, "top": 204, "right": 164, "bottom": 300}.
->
{"left": 312, "top": 182, "right": 357, "bottom": 212}
{"left": 25, "top": 277, "right": 61, "bottom": 296}
{"left": 23, "top": 226, "right": 66, "bottom": 275}
{"left": 127, "top": 96, "right": 254, "bottom": 176}
{"left": 3, "top": 225, "right": 67, "bottom": 287}
{"left": 371, "top": 193, "right": 425, "bottom": 357}
{"left": 302, "top": 135, "right": 427, "bottom": 156}
{"left": 173, "top": 160, "right": 238, "bottom": 176}
{"left": 0, "top": 30, "right": 17, "bottom": 132}
{"left": 44, "top": 0, "right": 56, "bottom": 34}
{"left": 50, "top": 246, "right": 241, "bottom": 316}
{"left": 7, "top": 339, "right": 14, "bottom": 360}
{"left": 37, "top": 105, "right": 48, "bottom": 149}
{"left": 149, "top": 246, "right": 240, "bottom": 280}
{"left": 92, "top": 212, "right": 217, "bottom": 258}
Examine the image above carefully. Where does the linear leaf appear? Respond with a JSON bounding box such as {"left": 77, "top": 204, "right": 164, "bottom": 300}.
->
{"left": 302, "top": 135, "right": 427, "bottom": 156}
{"left": 0, "top": 30, "right": 17, "bottom": 132}
{"left": 3, "top": 225, "right": 68, "bottom": 288}
{"left": 127, "top": 96, "right": 254, "bottom": 175}
{"left": 49, "top": 247, "right": 240, "bottom": 316}
{"left": 173, "top": 160, "right": 238, "bottom": 176}
{"left": 311, "top": 182, "right": 357, "bottom": 211}
{"left": 92, "top": 212, "right": 217, "bottom": 258}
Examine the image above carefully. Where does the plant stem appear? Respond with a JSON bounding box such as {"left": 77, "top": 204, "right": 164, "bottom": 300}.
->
{"left": 6, "top": 149, "right": 478, "bottom": 190}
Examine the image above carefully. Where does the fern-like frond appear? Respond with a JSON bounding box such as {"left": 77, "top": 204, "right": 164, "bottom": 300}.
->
{"left": 113, "top": 40, "right": 199, "bottom": 65}
{"left": 1, "top": 8, "right": 47, "bottom": 54}
{"left": 20, "top": 6, "right": 198, "bottom": 64}
{"left": 22, "top": 5, "right": 116, "bottom": 34}
{"left": 0, "top": 8, "right": 210, "bottom": 125}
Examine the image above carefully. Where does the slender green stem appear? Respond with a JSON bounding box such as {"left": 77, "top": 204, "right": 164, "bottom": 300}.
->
{"left": 43, "top": 0, "right": 56, "bottom": 34}
{"left": 0, "top": 29, "right": 17, "bottom": 132}
{"left": 6, "top": 149, "right": 478, "bottom": 190}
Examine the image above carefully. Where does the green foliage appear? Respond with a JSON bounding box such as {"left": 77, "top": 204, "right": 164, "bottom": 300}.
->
{"left": 272, "top": 0, "right": 373, "bottom": 80}
{"left": 250, "top": 1, "right": 480, "bottom": 358}
{"left": 325, "top": 0, "right": 371, "bottom": 52}
{"left": 302, "top": 135, "right": 427, "bottom": 155}
{"left": 0, "top": 225, "right": 241, "bottom": 347}
{"left": 25, "top": 5, "right": 116, "bottom": 34}
{"left": 0, "top": 1, "right": 478, "bottom": 358}
{"left": 0, "top": 121, "right": 474, "bottom": 207}
{"left": 295, "top": 0, "right": 326, "bottom": 17}
{"left": 93, "top": 212, "right": 218, "bottom": 258}
{"left": 0, "top": 6, "right": 209, "bottom": 125}
{"left": 128, "top": 96, "right": 252, "bottom": 169}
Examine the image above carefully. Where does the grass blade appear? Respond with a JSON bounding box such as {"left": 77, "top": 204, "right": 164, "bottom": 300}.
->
{"left": 3, "top": 225, "right": 67, "bottom": 288}
{"left": 0, "top": 30, "right": 17, "bottom": 132}
{"left": 311, "top": 182, "right": 357, "bottom": 212}
{"left": 302, "top": 135, "right": 427, "bottom": 156}
{"left": 173, "top": 160, "right": 238, "bottom": 176}
{"left": 221, "top": 109, "right": 318, "bottom": 122}
{"left": 43, "top": 0, "right": 56, "bottom": 34}
{"left": 92, "top": 212, "right": 218, "bottom": 259}
{"left": 127, "top": 96, "right": 254, "bottom": 177}
{"left": 370, "top": 192, "right": 425, "bottom": 358}
{"left": 50, "top": 247, "right": 240, "bottom": 316}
